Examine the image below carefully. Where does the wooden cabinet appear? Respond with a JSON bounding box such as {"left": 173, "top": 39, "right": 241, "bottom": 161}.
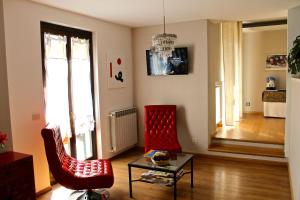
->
{"left": 0, "top": 151, "right": 36, "bottom": 200}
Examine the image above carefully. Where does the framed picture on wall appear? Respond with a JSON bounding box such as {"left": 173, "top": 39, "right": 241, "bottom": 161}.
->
{"left": 265, "top": 54, "right": 287, "bottom": 70}
{"left": 107, "top": 53, "right": 126, "bottom": 89}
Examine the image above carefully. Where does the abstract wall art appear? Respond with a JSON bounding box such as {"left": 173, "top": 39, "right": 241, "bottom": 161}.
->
{"left": 107, "top": 54, "right": 126, "bottom": 89}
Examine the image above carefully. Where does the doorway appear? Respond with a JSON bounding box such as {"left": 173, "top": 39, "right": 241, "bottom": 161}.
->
{"left": 209, "top": 20, "right": 287, "bottom": 157}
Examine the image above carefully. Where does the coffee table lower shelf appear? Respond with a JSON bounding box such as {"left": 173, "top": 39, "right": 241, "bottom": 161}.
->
{"left": 131, "top": 170, "right": 191, "bottom": 187}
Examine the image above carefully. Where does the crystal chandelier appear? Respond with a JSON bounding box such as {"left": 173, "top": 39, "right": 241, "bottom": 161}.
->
{"left": 151, "top": 0, "right": 177, "bottom": 59}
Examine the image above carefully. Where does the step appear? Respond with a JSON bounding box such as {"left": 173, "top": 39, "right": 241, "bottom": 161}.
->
{"left": 211, "top": 138, "right": 284, "bottom": 149}
{"left": 212, "top": 135, "right": 284, "bottom": 145}
{"left": 208, "top": 143, "right": 284, "bottom": 158}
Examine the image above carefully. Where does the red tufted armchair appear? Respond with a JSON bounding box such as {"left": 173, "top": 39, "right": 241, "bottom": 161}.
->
{"left": 41, "top": 124, "right": 114, "bottom": 200}
{"left": 144, "top": 105, "right": 182, "bottom": 153}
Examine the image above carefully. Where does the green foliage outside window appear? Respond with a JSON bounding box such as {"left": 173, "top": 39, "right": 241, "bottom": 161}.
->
{"left": 288, "top": 35, "right": 300, "bottom": 77}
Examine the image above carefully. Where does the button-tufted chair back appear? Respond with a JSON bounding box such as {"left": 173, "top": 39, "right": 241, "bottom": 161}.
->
{"left": 144, "top": 105, "right": 182, "bottom": 153}
{"left": 41, "top": 124, "right": 114, "bottom": 191}
{"left": 41, "top": 125, "right": 71, "bottom": 187}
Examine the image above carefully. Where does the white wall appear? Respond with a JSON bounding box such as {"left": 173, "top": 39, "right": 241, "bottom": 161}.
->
{"left": 287, "top": 5, "right": 300, "bottom": 200}
{"left": 0, "top": 0, "right": 12, "bottom": 153}
{"left": 243, "top": 29, "right": 287, "bottom": 112}
{"left": 208, "top": 20, "right": 221, "bottom": 137}
{"left": 3, "top": 0, "right": 133, "bottom": 192}
{"left": 133, "top": 20, "right": 209, "bottom": 153}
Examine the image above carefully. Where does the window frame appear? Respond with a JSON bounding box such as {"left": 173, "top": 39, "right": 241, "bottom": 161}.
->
{"left": 40, "top": 21, "right": 97, "bottom": 160}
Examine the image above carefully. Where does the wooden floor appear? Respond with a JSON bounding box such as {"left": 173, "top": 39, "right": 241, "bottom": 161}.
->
{"left": 213, "top": 113, "right": 285, "bottom": 144}
{"left": 37, "top": 150, "right": 291, "bottom": 200}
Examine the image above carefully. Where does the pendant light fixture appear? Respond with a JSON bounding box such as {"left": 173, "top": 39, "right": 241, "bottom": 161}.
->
{"left": 151, "top": 0, "right": 177, "bottom": 59}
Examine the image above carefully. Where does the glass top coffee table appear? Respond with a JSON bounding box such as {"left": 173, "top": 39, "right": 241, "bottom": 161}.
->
{"left": 128, "top": 153, "right": 194, "bottom": 200}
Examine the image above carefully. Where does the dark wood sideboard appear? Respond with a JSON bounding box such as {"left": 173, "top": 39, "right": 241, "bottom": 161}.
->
{"left": 0, "top": 151, "right": 36, "bottom": 200}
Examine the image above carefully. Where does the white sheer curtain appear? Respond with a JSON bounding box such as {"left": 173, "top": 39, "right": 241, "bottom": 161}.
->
{"left": 71, "top": 37, "right": 95, "bottom": 135}
{"left": 44, "top": 34, "right": 94, "bottom": 140}
{"left": 221, "top": 21, "right": 243, "bottom": 126}
{"left": 44, "top": 33, "right": 71, "bottom": 139}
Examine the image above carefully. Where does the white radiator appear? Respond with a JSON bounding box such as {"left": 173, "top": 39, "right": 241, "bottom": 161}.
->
{"left": 109, "top": 107, "right": 137, "bottom": 153}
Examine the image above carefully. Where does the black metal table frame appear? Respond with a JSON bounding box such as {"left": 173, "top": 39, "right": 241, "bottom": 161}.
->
{"left": 128, "top": 156, "right": 193, "bottom": 200}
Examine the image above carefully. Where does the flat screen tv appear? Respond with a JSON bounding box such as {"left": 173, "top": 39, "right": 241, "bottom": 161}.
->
{"left": 146, "top": 47, "right": 188, "bottom": 75}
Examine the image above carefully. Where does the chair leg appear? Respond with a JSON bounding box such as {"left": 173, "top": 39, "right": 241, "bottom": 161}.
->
{"left": 69, "top": 190, "right": 85, "bottom": 199}
{"left": 75, "top": 189, "right": 107, "bottom": 200}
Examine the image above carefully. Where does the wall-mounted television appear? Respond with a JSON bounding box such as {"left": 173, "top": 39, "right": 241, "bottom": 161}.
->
{"left": 146, "top": 47, "right": 188, "bottom": 76}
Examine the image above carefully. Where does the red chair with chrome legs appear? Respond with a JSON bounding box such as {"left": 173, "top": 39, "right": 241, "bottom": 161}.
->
{"left": 144, "top": 105, "right": 182, "bottom": 153}
{"left": 41, "top": 124, "right": 114, "bottom": 200}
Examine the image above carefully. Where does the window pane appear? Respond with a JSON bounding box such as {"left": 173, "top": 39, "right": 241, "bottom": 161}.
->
{"left": 76, "top": 131, "right": 93, "bottom": 160}
{"left": 71, "top": 37, "right": 94, "bottom": 160}
{"left": 44, "top": 33, "right": 72, "bottom": 140}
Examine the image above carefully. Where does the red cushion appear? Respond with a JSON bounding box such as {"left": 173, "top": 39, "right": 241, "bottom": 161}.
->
{"left": 144, "top": 105, "right": 182, "bottom": 153}
{"left": 41, "top": 125, "right": 114, "bottom": 190}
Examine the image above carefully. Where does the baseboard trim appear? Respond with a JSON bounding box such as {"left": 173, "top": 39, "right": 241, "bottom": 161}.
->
{"left": 36, "top": 186, "right": 52, "bottom": 197}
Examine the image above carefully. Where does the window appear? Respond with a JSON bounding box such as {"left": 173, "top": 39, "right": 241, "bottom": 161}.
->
{"left": 41, "top": 22, "right": 96, "bottom": 160}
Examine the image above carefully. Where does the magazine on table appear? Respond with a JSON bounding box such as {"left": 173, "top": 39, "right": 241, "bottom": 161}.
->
{"left": 144, "top": 149, "right": 169, "bottom": 158}
{"left": 140, "top": 169, "right": 185, "bottom": 186}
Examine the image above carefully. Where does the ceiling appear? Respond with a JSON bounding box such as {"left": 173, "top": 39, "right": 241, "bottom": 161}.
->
{"left": 30, "top": 0, "right": 300, "bottom": 27}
